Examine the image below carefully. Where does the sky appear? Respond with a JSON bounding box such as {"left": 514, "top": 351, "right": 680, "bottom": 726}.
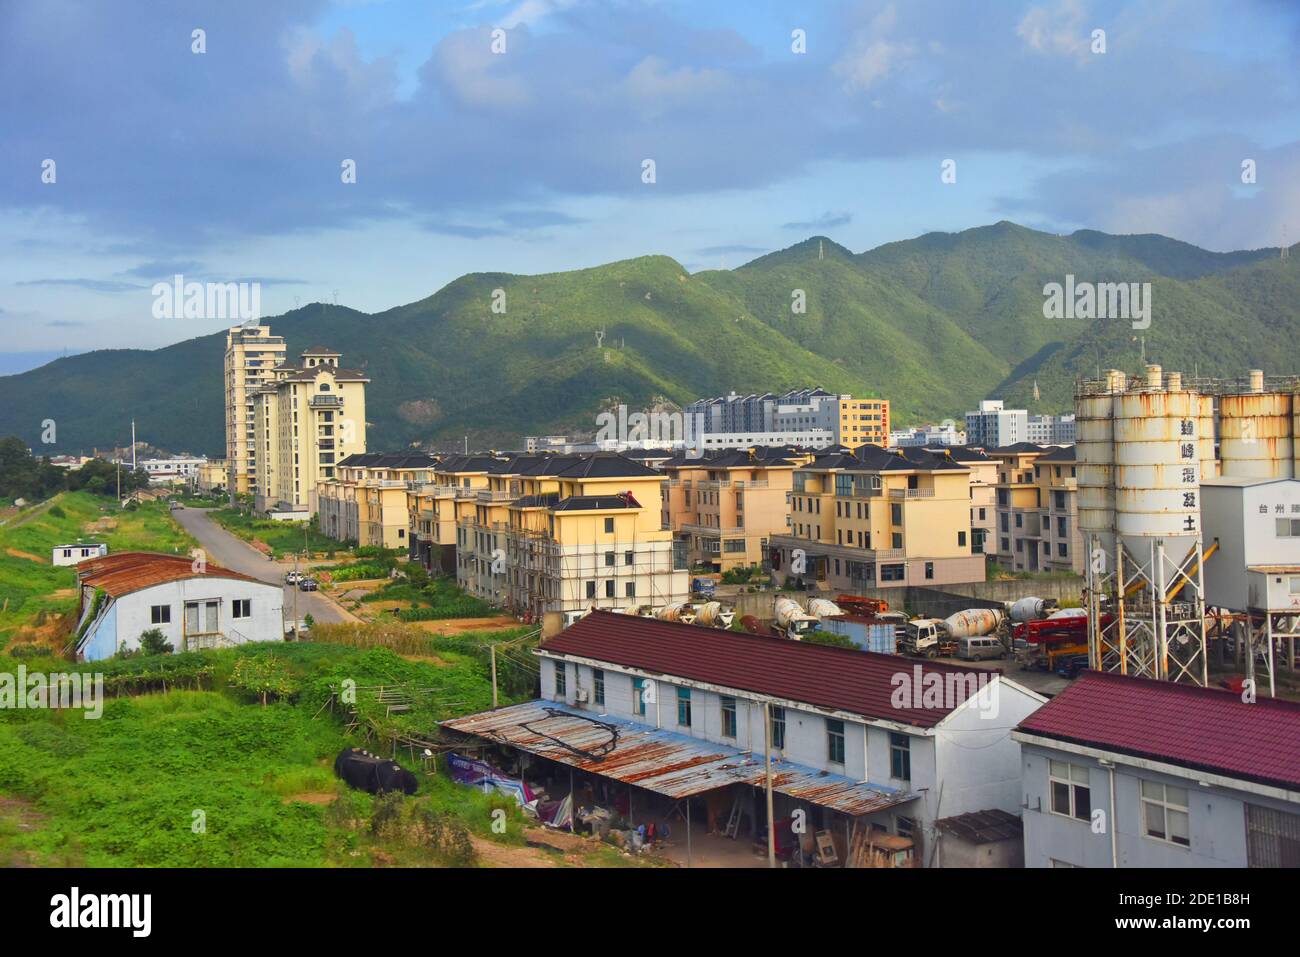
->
{"left": 2, "top": 0, "right": 1298, "bottom": 360}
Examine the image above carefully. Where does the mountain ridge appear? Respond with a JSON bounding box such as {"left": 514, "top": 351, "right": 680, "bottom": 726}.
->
{"left": 3, "top": 222, "right": 1297, "bottom": 454}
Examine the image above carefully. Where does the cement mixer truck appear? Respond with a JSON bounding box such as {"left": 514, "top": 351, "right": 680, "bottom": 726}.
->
{"left": 655, "top": 602, "right": 697, "bottom": 625}
{"left": 806, "top": 598, "right": 845, "bottom": 620}
{"left": 1007, "top": 597, "right": 1057, "bottom": 622}
{"left": 900, "top": 608, "right": 1004, "bottom": 658}
{"left": 694, "top": 601, "right": 735, "bottom": 629}
{"left": 771, "top": 597, "right": 819, "bottom": 640}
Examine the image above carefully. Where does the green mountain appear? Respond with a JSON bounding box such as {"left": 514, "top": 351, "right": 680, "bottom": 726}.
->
{"left": 3, "top": 223, "right": 1296, "bottom": 454}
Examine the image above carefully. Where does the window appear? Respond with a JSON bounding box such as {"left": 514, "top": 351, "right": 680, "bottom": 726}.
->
{"left": 720, "top": 696, "right": 737, "bottom": 738}
{"left": 150, "top": 604, "right": 171, "bottom": 625}
{"left": 1049, "top": 760, "right": 1092, "bottom": 821}
{"left": 633, "top": 678, "right": 648, "bottom": 716}
{"left": 676, "top": 687, "right": 692, "bottom": 727}
{"left": 924, "top": 562, "right": 934, "bottom": 580}
{"left": 605, "top": 580, "right": 615, "bottom": 598}
{"left": 586, "top": 580, "right": 596, "bottom": 599}
{"left": 889, "top": 732, "right": 911, "bottom": 780}
{"left": 896, "top": 816, "right": 916, "bottom": 838}
{"left": 625, "top": 582, "right": 635, "bottom": 598}
{"left": 891, "top": 532, "right": 903, "bottom": 549}
{"left": 554, "top": 662, "right": 567, "bottom": 697}
{"left": 593, "top": 669, "right": 605, "bottom": 706}
{"left": 881, "top": 563, "right": 905, "bottom": 582}
{"left": 604, "top": 517, "right": 614, "bottom": 534}
{"left": 604, "top": 551, "right": 615, "bottom": 566}
{"left": 770, "top": 706, "right": 786, "bottom": 750}
{"left": 232, "top": 599, "right": 251, "bottom": 619}
{"left": 1141, "top": 780, "right": 1190, "bottom": 847}
{"left": 958, "top": 531, "right": 967, "bottom": 547}
{"left": 826, "top": 719, "right": 846, "bottom": 764}
{"left": 624, "top": 550, "right": 634, "bottom": 565}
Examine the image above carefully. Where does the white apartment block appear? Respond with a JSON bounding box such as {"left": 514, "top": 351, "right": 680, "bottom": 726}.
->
{"left": 224, "top": 324, "right": 286, "bottom": 495}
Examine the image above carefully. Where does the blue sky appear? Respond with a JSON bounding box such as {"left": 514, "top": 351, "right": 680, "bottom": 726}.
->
{"left": 2, "top": 0, "right": 1298, "bottom": 357}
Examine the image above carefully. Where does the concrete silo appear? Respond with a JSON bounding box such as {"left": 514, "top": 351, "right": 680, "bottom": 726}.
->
{"left": 1219, "top": 370, "right": 1294, "bottom": 480}
{"left": 1078, "top": 364, "right": 1209, "bottom": 685}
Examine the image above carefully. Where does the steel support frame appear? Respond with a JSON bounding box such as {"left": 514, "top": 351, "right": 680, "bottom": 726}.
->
{"left": 1087, "top": 533, "right": 1208, "bottom": 685}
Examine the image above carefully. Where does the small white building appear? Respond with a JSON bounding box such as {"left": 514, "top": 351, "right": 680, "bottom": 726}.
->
{"left": 52, "top": 542, "right": 108, "bottom": 567}
{"left": 73, "top": 552, "right": 283, "bottom": 660}
{"left": 140, "top": 456, "right": 208, "bottom": 485}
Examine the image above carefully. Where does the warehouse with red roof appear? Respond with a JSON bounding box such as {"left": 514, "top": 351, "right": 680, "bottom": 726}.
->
{"left": 74, "top": 552, "right": 284, "bottom": 660}
{"left": 442, "top": 610, "right": 1045, "bottom": 866}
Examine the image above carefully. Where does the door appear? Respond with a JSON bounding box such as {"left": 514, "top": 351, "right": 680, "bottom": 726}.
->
{"left": 185, "top": 601, "right": 200, "bottom": 635}
{"left": 205, "top": 600, "right": 219, "bottom": 633}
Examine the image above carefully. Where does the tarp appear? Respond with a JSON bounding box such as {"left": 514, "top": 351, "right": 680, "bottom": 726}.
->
{"left": 447, "top": 753, "right": 536, "bottom": 807}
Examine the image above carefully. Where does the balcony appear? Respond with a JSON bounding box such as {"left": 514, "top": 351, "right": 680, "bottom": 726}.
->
{"left": 477, "top": 489, "right": 515, "bottom": 502}
{"left": 309, "top": 394, "right": 343, "bottom": 409}
{"left": 889, "top": 488, "right": 935, "bottom": 499}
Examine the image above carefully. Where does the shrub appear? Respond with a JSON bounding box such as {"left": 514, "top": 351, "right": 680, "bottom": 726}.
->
{"left": 46, "top": 504, "right": 66, "bottom": 518}
{"left": 5, "top": 641, "right": 45, "bottom": 658}
{"left": 229, "top": 654, "right": 298, "bottom": 705}
{"left": 138, "top": 627, "right": 174, "bottom": 656}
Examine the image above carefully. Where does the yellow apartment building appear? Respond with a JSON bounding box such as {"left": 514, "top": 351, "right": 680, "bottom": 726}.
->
{"left": 660, "top": 448, "right": 807, "bottom": 573}
{"left": 769, "top": 445, "right": 984, "bottom": 590}
{"left": 916, "top": 445, "right": 998, "bottom": 557}
{"left": 406, "top": 454, "right": 500, "bottom": 574}
{"left": 224, "top": 324, "right": 285, "bottom": 495}
{"left": 445, "top": 453, "right": 687, "bottom": 619}
{"left": 832, "top": 397, "right": 891, "bottom": 447}
{"left": 195, "top": 459, "right": 228, "bottom": 494}
{"left": 251, "top": 346, "right": 368, "bottom": 516}
{"left": 986, "top": 442, "right": 1083, "bottom": 573}
{"left": 317, "top": 452, "right": 440, "bottom": 548}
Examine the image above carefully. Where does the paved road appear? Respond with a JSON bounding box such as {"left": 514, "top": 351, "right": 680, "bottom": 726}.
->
{"left": 170, "top": 506, "right": 353, "bottom": 625}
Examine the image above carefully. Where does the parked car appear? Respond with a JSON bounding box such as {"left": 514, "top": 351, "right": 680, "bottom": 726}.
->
{"left": 297, "top": 577, "right": 318, "bottom": 592}
{"left": 957, "top": 636, "right": 1005, "bottom": 661}
{"left": 168, "top": 500, "right": 182, "bottom": 510}
{"left": 284, "top": 571, "right": 302, "bottom": 584}
{"left": 1055, "top": 654, "right": 1091, "bottom": 679}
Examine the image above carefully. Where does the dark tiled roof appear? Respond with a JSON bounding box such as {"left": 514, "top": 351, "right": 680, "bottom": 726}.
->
{"left": 336, "top": 452, "right": 439, "bottom": 469}
{"left": 540, "top": 611, "right": 991, "bottom": 727}
{"left": 806, "top": 445, "right": 967, "bottom": 473}
{"left": 1016, "top": 670, "right": 1300, "bottom": 792}
{"left": 988, "top": 442, "right": 1047, "bottom": 455}
{"left": 918, "top": 445, "right": 993, "bottom": 464}
{"left": 555, "top": 453, "right": 663, "bottom": 478}
{"left": 432, "top": 455, "right": 503, "bottom": 474}
{"left": 512, "top": 492, "right": 560, "bottom": 508}
{"left": 1035, "top": 445, "right": 1077, "bottom": 463}
{"left": 302, "top": 345, "right": 340, "bottom": 355}
{"left": 551, "top": 494, "right": 642, "bottom": 511}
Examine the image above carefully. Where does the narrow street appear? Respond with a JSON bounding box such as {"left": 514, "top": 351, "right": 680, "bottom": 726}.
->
{"left": 170, "top": 506, "right": 354, "bottom": 625}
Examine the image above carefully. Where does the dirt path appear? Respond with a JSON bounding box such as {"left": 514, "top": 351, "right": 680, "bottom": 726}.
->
{"left": 470, "top": 827, "right": 600, "bottom": 868}
{"left": 4, "top": 547, "right": 46, "bottom": 563}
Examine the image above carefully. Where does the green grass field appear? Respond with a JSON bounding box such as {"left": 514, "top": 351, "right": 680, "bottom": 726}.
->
{"left": 208, "top": 507, "right": 344, "bottom": 559}
{"left": 0, "top": 642, "right": 540, "bottom": 867}
{"left": 0, "top": 492, "right": 198, "bottom": 649}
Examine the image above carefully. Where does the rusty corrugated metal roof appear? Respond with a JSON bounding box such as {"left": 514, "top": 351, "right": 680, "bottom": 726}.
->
{"left": 441, "top": 700, "right": 913, "bottom": 817}
{"left": 78, "top": 552, "right": 265, "bottom": 597}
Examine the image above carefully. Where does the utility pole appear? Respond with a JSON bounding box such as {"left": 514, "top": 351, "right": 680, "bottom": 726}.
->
{"left": 292, "top": 550, "right": 300, "bottom": 640}
{"left": 131, "top": 419, "right": 137, "bottom": 472}
{"left": 763, "top": 701, "right": 775, "bottom": 868}
{"left": 490, "top": 643, "right": 499, "bottom": 708}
